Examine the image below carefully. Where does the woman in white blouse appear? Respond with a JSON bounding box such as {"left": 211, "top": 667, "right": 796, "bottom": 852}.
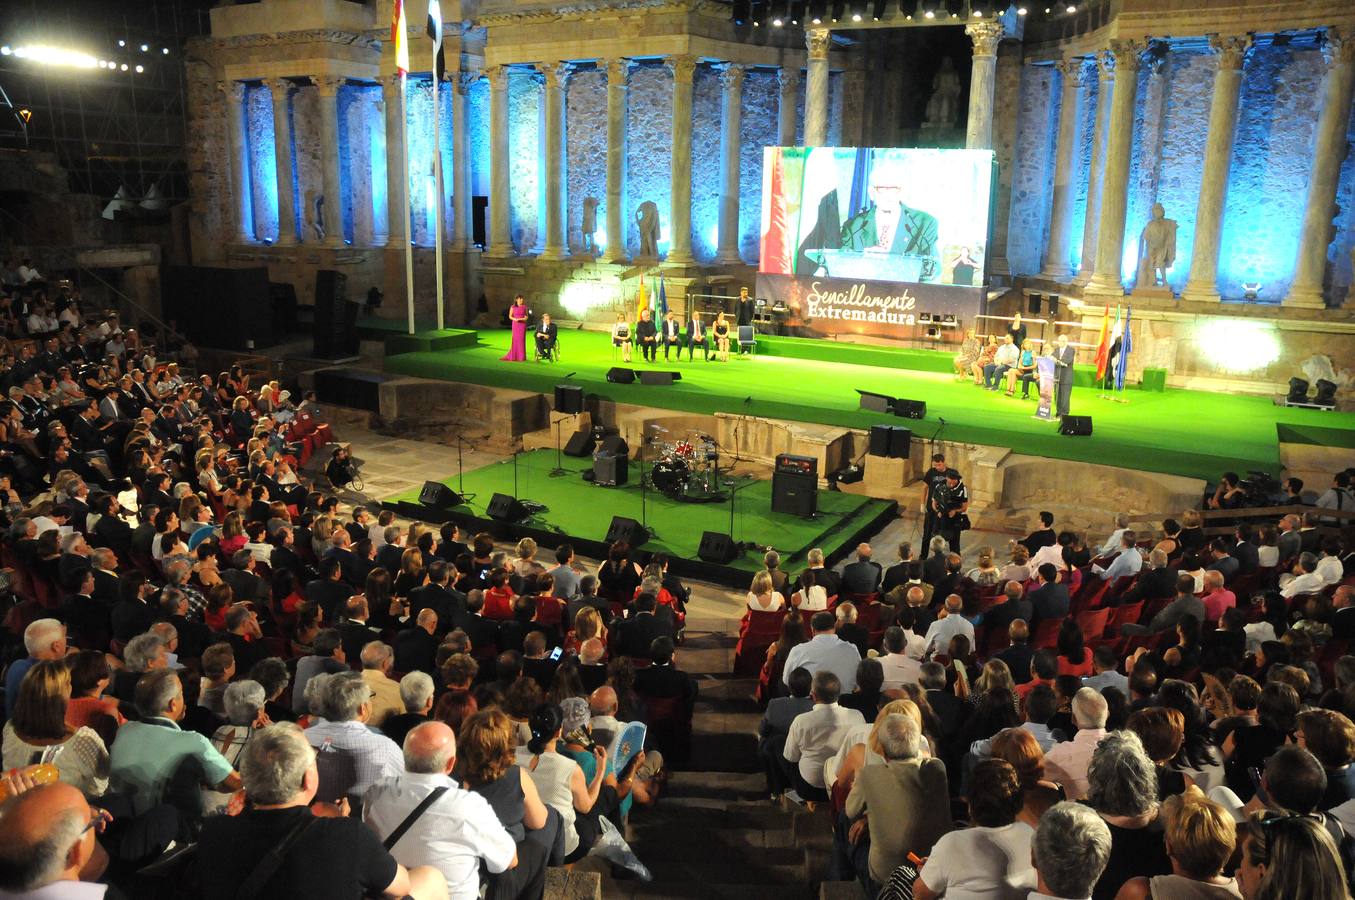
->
{"left": 1, "top": 660, "right": 109, "bottom": 799}
{"left": 747, "top": 570, "right": 786, "bottom": 611}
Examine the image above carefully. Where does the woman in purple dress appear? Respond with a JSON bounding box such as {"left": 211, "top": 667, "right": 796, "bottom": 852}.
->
{"left": 502, "top": 295, "right": 529, "bottom": 362}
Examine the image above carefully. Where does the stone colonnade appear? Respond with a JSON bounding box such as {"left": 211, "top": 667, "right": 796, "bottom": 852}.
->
{"left": 1037, "top": 25, "right": 1354, "bottom": 307}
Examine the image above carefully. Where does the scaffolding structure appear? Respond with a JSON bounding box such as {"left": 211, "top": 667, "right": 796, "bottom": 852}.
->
{"left": 0, "top": 0, "right": 212, "bottom": 202}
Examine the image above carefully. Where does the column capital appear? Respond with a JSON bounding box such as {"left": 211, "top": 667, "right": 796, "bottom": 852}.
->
{"left": 1322, "top": 26, "right": 1355, "bottom": 67}
{"left": 1207, "top": 34, "right": 1252, "bottom": 70}
{"left": 539, "top": 61, "right": 572, "bottom": 91}
{"left": 606, "top": 57, "right": 632, "bottom": 87}
{"left": 454, "top": 68, "right": 480, "bottom": 94}
{"left": 778, "top": 66, "right": 801, "bottom": 91}
{"left": 1106, "top": 39, "right": 1147, "bottom": 74}
{"left": 665, "top": 54, "right": 697, "bottom": 83}
{"left": 1054, "top": 56, "right": 1087, "bottom": 85}
{"left": 806, "top": 27, "right": 832, "bottom": 61}
{"left": 216, "top": 79, "right": 248, "bottom": 102}
{"left": 484, "top": 64, "right": 510, "bottom": 91}
{"left": 715, "top": 62, "right": 746, "bottom": 92}
{"left": 312, "top": 74, "right": 346, "bottom": 98}
{"left": 965, "top": 21, "right": 1005, "bottom": 58}
{"left": 262, "top": 76, "right": 295, "bottom": 96}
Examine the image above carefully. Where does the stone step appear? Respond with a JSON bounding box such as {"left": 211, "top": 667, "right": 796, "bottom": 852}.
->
{"left": 638, "top": 846, "right": 808, "bottom": 885}
{"left": 546, "top": 868, "right": 604, "bottom": 900}
{"left": 628, "top": 822, "right": 796, "bottom": 850}
{"left": 664, "top": 770, "right": 766, "bottom": 801}
{"left": 819, "top": 881, "right": 865, "bottom": 900}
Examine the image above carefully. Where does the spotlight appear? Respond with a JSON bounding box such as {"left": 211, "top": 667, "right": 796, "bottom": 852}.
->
{"left": 9, "top": 45, "right": 100, "bottom": 69}
{"left": 852, "top": 12, "right": 862, "bottom": 21}
{"left": 120, "top": 63, "right": 128, "bottom": 71}
{"left": 162, "top": 48, "right": 169, "bottom": 55}
{"left": 1242, "top": 281, "right": 1261, "bottom": 300}
{"left": 973, "top": 8, "right": 982, "bottom": 14}
{"left": 773, "top": 16, "right": 783, "bottom": 24}
{"left": 1065, "top": 3, "right": 1076, "bottom": 11}
{"left": 0, "top": 46, "right": 10, "bottom": 56}
{"left": 1017, "top": 5, "right": 1027, "bottom": 13}
{"left": 1287, "top": 378, "right": 1310, "bottom": 404}
{"left": 134, "top": 64, "right": 144, "bottom": 73}
{"left": 924, "top": 8, "right": 934, "bottom": 17}
{"left": 140, "top": 44, "right": 148, "bottom": 52}
{"left": 811, "top": 15, "right": 821, "bottom": 23}
{"left": 1315, "top": 379, "right": 1338, "bottom": 406}
{"left": 117, "top": 40, "right": 125, "bottom": 47}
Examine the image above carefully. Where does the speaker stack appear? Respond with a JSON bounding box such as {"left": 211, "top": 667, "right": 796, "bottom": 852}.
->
{"left": 868, "top": 425, "right": 912, "bottom": 459}
{"left": 314, "top": 270, "right": 359, "bottom": 359}
{"left": 772, "top": 453, "right": 818, "bottom": 518}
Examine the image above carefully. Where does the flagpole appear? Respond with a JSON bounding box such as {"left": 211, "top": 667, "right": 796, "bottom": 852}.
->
{"left": 432, "top": 70, "right": 445, "bottom": 331}
{"left": 400, "top": 71, "right": 416, "bottom": 336}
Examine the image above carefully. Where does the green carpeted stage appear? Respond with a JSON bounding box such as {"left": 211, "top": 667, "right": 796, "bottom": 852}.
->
{"left": 381, "top": 327, "right": 1355, "bottom": 483}
{"left": 382, "top": 449, "right": 897, "bottom": 586}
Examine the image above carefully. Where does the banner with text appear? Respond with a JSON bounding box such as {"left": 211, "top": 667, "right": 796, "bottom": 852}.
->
{"left": 756, "top": 272, "right": 985, "bottom": 342}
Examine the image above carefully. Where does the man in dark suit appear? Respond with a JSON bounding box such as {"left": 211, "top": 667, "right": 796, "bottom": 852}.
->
{"left": 1119, "top": 549, "right": 1177, "bottom": 605}
{"left": 1277, "top": 514, "right": 1303, "bottom": 563}
{"left": 534, "top": 313, "right": 558, "bottom": 359}
{"left": 394, "top": 609, "right": 440, "bottom": 675}
{"left": 839, "top": 544, "right": 883, "bottom": 596}
{"left": 269, "top": 528, "right": 303, "bottom": 577}
{"left": 374, "top": 528, "right": 404, "bottom": 575}
{"left": 345, "top": 509, "right": 371, "bottom": 545}
{"left": 566, "top": 579, "right": 610, "bottom": 630}
{"left": 220, "top": 550, "right": 267, "bottom": 604}
{"left": 1233, "top": 525, "right": 1260, "bottom": 576}
{"left": 614, "top": 593, "right": 673, "bottom": 658}
{"left": 735, "top": 286, "right": 756, "bottom": 329}
{"left": 920, "top": 661, "right": 966, "bottom": 741}
{"left": 93, "top": 495, "right": 133, "bottom": 560}
{"left": 435, "top": 522, "right": 469, "bottom": 563}
{"left": 995, "top": 621, "right": 1035, "bottom": 685}
{"left": 1205, "top": 539, "right": 1240, "bottom": 583}
{"left": 409, "top": 560, "right": 463, "bottom": 628}
{"left": 984, "top": 581, "right": 1033, "bottom": 634}
{"left": 130, "top": 506, "right": 159, "bottom": 562}
{"left": 660, "top": 311, "right": 683, "bottom": 360}
{"left": 1299, "top": 511, "right": 1321, "bottom": 554}
{"left": 89, "top": 549, "right": 121, "bottom": 607}
{"left": 1331, "top": 586, "right": 1355, "bottom": 641}
{"left": 758, "top": 666, "right": 815, "bottom": 797}
{"left": 157, "top": 588, "right": 211, "bottom": 661}
{"left": 1051, "top": 333, "right": 1076, "bottom": 419}
{"left": 1019, "top": 511, "right": 1057, "bottom": 555}
{"left": 337, "top": 596, "right": 381, "bottom": 666}
{"left": 634, "top": 309, "right": 658, "bottom": 362}
{"left": 686, "top": 313, "right": 709, "bottom": 361}
{"left": 307, "top": 558, "right": 351, "bottom": 624}
{"left": 794, "top": 549, "right": 841, "bottom": 598}
{"left": 1027, "top": 564, "right": 1069, "bottom": 622}
{"left": 634, "top": 636, "right": 697, "bottom": 705}
{"left": 451, "top": 590, "right": 502, "bottom": 658}
{"left": 520, "top": 631, "right": 560, "bottom": 691}
{"left": 931, "top": 553, "right": 964, "bottom": 603}
{"left": 882, "top": 543, "right": 914, "bottom": 593}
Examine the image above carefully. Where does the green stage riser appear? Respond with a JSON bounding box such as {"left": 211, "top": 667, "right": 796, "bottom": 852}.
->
{"left": 382, "top": 449, "right": 897, "bottom": 588}
{"left": 382, "top": 328, "right": 1355, "bottom": 483}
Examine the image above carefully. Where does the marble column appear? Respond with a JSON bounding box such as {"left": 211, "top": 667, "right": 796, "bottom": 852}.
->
{"left": 486, "top": 64, "right": 513, "bottom": 257}
{"left": 964, "top": 22, "right": 1005, "bottom": 150}
{"left": 1074, "top": 56, "right": 1114, "bottom": 285}
{"left": 777, "top": 67, "right": 800, "bottom": 146}
{"left": 313, "top": 75, "right": 346, "bottom": 248}
{"left": 451, "top": 70, "right": 475, "bottom": 250}
{"left": 218, "top": 80, "right": 253, "bottom": 242}
{"left": 605, "top": 58, "right": 630, "bottom": 263}
{"left": 1180, "top": 35, "right": 1249, "bottom": 304}
{"left": 1287, "top": 28, "right": 1355, "bottom": 309}
{"left": 666, "top": 55, "right": 697, "bottom": 264}
{"left": 716, "top": 63, "right": 746, "bottom": 265}
{"left": 1040, "top": 59, "right": 1086, "bottom": 280}
{"left": 1087, "top": 40, "right": 1146, "bottom": 296}
{"left": 804, "top": 28, "right": 831, "bottom": 147}
{"left": 381, "top": 74, "right": 408, "bottom": 247}
{"left": 370, "top": 94, "right": 389, "bottom": 247}
{"left": 262, "top": 77, "right": 298, "bottom": 246}
{"left": 538, "top": 62, "right": 570, "bottom": 260}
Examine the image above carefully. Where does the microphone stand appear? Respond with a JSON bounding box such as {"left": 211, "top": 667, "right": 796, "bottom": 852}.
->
{"left": 549, "top": 372, "right": 579, "bottom": 479}
{"left": 454, "top": 435, "right": 476, "bottom": 504}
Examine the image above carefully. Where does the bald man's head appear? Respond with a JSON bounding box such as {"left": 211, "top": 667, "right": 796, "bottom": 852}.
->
{"left": 944, "top": 593, "right": 963, "bottom": 613}
{"left": 580, "top": 637, "right": 605, "bottom": 665}
{"left": 417, "top": 608, "right": 438, "bottom": 632}
{"left": 403, "top": 721, "right": 456, "bottom": 775}
{"left": 0, "top": 783, "right": 105, "bottom": 890}
{"left": 589, "top": 685, "right": 618, "bottom": 716}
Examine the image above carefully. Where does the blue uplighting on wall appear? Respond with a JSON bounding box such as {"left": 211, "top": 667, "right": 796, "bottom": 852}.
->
{"left": 1122, "top": 62, "right": 1157, "bottom": 287}
{"left": 336, "top": 85, "right": 359, "bottom": 245}
{"left": 508, "top": 69, "right": 541, "bottom": 254}
{"left": 739, "top": 69, "right": 779, "bottom": 264}
{"left": 1068, "top": 66, "right": 1097, "bottom": 274}
{"left": 405, "top": 76, "right": 434, "bottom": 246}
{"left": 1152, "top": 48, "right": 1212, "bottom": 294}
{"left": 626, "top": 64, "right": 673, "bottom": 257}
{"left": 691, "top": 66, "right": 721, "bottom": 263}
{"left": 244, "top": 83, "right": 278, "bottom": 242}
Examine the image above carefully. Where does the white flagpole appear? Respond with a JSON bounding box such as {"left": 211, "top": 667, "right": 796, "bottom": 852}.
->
{"left": 400, "top": 71, "right": 416, "bottom": 336}
{"left": 432, "top": 70, "right": 445, "bottom": 331}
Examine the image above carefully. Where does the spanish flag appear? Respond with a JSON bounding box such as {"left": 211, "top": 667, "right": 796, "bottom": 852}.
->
{"left": 1092, "top": 303, "right": 1112, "bottom": 381}
{"left": 636, "top": 273, "right": 648, "bottom": 320}
{"left": 391, "top": 0, "right": 409, "bottom": 75}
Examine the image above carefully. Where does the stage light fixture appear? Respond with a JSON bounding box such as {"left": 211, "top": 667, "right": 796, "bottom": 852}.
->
{"left": 1065, "top": 3, "right": 1076, "bottom": 12}
{"left": 830, "top": 0, "right": 846, "bottom": 21}
{"left": 773, "top": 15, "right": 783, "bottom": 24}
{"left": 1287, "top": 378, "right": 1310, "bottom": 404}
{"left": 872, "top": 0, "right": 887, "bottom": 18}
{"left": 1017, "top": 5, "right": 1027, "bottom": 13}
{"left": 120, "top": 63, "right": 128, "bottom": 71}
{"left": 10, "top": 45, "right": 100, "bottom": 70}
{"left": 924, "top": 8, "right": 935, "bottom": 17}
{"left": 162, "top": 47, "right": 169, "bottom": 55}
{"left": 140, "top": 44, "right": 148, "bottom": 52}
{"left": 117, "top": 39, "right": 125, "bottom": 47}
{"left": 1200, "top": 319, "right": 1281, "bottom": 374}
{"left": 134, "top": 64, "right": 144, "bottom": 73}
{"left": 852, "top": 12, "right": 862, "bottom": 21}
{"left": 0, "top": 46, "right": 10, "bottom": 56}
{"left": 1316, "top": 379, "right": 1338, "bottom": 406}
{"left": 1242, "top": 281, "right": 1260, "bottom": 300}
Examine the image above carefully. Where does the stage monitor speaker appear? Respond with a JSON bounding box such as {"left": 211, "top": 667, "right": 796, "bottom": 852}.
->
{"left": 486, "top": 493, "right": 530, "bottom": 522}
{"left": 554, "top": 384, "right": 585, "bottom": 414}
{"left": 1059, "top": 415, "right": 1093, "bottom": 436}
{"left": 638, "top": 370, "right": 682, "bottom": 386}
{"left": 893, "top": 399, "right": 927, "bottom": 420}
{"left": 1028, "top": 292, "right": 1043, "bottom": 314}
{"left": 606, "top": 367, "right": 636, "bottom": 384}
{"left": 563, "top": 431, "right": 595, "bottom": 457}
{"left": 868, "top": 425, "right": 893, "bottom": 458}
{"left": 857, "top": 389, "right": 894, "bottom": 414}
{"left": 698, "top": 531, "right": 738, "bottom": 564}
{"left": 869, "top": 425, "right": 912, "bottom": 459}
{"left": 605, "top": 515, "right": 649, "bottom": 548}
{"left": 772, "top": 470, "right": 818, "bottom": 517}
{"left": 418, "top": 481, "right": 462, "bottom": 508}
{"left": 593, "top": 453, "right": 629, "bottom": 486}
{"left": 598, "top": 434, "right": 629, "bottom": 455}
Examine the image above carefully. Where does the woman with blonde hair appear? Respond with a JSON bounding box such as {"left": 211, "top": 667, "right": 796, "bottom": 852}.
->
{"left": 514, "top": 537, "right": 546, "bottom": 579}
{"left": 1179, "top": 509, "right": 1205, "bottom": 555}
{"left": 1114, "top": 787, "right": 1242, "bottom": 900}
{"left": 1000, "top": 543, "right": 1032, "bottom": 583}
{"left": 567, "top": 606, "right": 609, "bottom": 658}
{"left": 612, "top": 312, "right": 632, "bottom": 362}
{"left": 747, "top": 570, "right": 785, "bottom": 611}
{"left": 966, "top": 545, "right": 1002, "bottom": 587}
{"left": 1234, "top": 809, "right": 1350, "bottom": 900}
{"left": 1, "top": 660, "right": 109, "bottom": 797}
{"left": 953, "top": 327, "right": 981, "bottom": 379}
{"left": 394, "top": 547, "right": 426, "bottom": 597}
{"left": 968, "top": 658, "right": 1017, "bottom": 709}
{"left": 219, "top": 510, "right": 246, "bottom": 555}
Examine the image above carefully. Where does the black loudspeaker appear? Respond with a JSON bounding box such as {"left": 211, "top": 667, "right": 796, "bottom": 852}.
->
{"left": 555, "top": 384, "right": 585, "bottom": 414}
{"left": 869, "top": 425, "right": 911, "bottom": 458}
{"left": 893, "top": 399, "right": 927, "bottom": 420}
{"left": 314, "top": 269, "right": 359, "bottom": 359}
{"left": 418, "top": 481, "right": 461, "bottom": 508}
{"left": 857, "top": 390, "right": 894, "bottom": 414}
{"left": 563, "top": 431, "right": 595, "bottom": 457}
{"left": 638, "top": 370, "right": 682, "bottom": 386}
{"left": 772, "top": 470, "right": 817, "bottom": 517}
{"left": 163, "top": 265, "right": 273, "bottom": 351}
{"left": 472, "top": 196, "right": 488, "bottom": 247}
{"left": 593, "top": 453, "right": 629, "bottom": 486}
{"left": 869, "top": 425, "right": 893, "bottom": 458}
{"left": 698, "top": 531, "right": 738, "bottom": 564}
{"left": 1047, "top": 294, "right": 1059, "bottom": 316}
{"left": 605, "top": 515, "right": 649, "bottom": 548}
{"left": 1028, "top": 292, "right": 1042, "bottom": 314}
{"left": 1059, "top": 415, "right": 1093, "bottom": 436}
{"left": 606, "top": 367, "right": 636, "bottom": 384}
{"left": 487, "top": 493, "right": 530, "bottom": 521}
{"left": 598, "top": 434, "right": 629, "bottom": 455}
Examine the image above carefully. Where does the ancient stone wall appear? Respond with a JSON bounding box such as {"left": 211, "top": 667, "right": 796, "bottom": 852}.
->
{"left": 508, "top": 69, "right": 542, "bottom": 254}
{"left": 691, "top": 65, "right": 722, "bottom": 264}
{"left": 565, "top": 67, "right": 606, "bottom": 254}
{"left": 1149, "top": 48, "right": 1211, "bottom": 294}
{"left": 739, "top": 69, "right": 779, "bottom": 264}
{"left": 245, "top": 83, "right": 279, "bottom": 242}
{"left": 1005, "top": 64, "right": 1056, "bottom": 275}
{"left": 625, "top": 64, "right": 672, "bottom": 256}
{"left": 291, "top": 84, "right": 321, "bottom": 243}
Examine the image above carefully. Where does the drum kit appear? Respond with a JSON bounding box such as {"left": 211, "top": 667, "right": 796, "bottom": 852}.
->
{"left": 646, "top": 427, "right": 728, "bottom": 503}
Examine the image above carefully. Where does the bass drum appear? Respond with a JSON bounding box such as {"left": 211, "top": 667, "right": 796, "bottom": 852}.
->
{"left": 651, "top": 457, "right": 690, "bottom": 495}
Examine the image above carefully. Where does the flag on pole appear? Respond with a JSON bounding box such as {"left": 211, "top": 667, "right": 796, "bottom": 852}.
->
{"left": 656, "top": 274, "right": 668, "bottom": 318}
{"left": 1114, "top": 306, "right": 1133, "bottom": 391}
{"left": 1092, "top": 303, "right": 1111, "bottom": 381}
{"left": 391, "top": 0, "right": 409, "bottom": 75}
{"left": 636, "top": 273, "right": 648, "bottom": 320}
{"left": 426, "top": 0, "right": 446, "bottom": 81}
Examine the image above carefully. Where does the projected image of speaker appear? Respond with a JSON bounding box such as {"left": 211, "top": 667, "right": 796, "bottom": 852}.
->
{"left": 606, "top": 367, "right": 635, "bottom": 384}
{"left": 486, "top": 493, "right": 530, "bottom": 522}
{"left": 605, "top": 515, "right": 649, "bottom": 548}
{"left": 554, "top": 385, "right": 585, "bottom": 415}
{"left": 1059, "top": 415, "right": 1093, "bottom": 436}
{"left": 698, "top": 531, "right": 738, "bottom": 564}
{"left": 893, "top": 399, "right": 926, "bottom": 420}
{"left": 418, "top": 482, "right": 462, "bottom": 508}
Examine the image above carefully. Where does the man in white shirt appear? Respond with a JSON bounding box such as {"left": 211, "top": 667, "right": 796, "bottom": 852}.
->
{"left": 1098, "top": 514, "right": 1131, "bottom": 558}
{"left": 17, "top": 258, "right": 42, "bottom": 283}
{"left": 782, "top": 610, "right": 862, "bottom": 692}
{"left": 1081, "top": 645, "right": 1129, "bottom": 695}
{"left": 1029, "top": 539, "right": 1068, "bottom": 573}
{"left": 365, "top": 722, "right": 517, "bottom": 900}
{"left": 1091, "top": 531, "right": 1143, "bottom": 582}
{"left": 1280, "top": 552, "right": 1326, "bottom": 599}
{"left": 1041, "top": 688, "right": 1109, "bottom": 800}
{"left": 783, "top": 670, "right": 864, "bottom": 801}
{"left": 985, "top": 334, "right": 1020, "bottom": 390}
{"left": 922, "top": 594, "right": 975, "bottom": 658}
{"left": 304, "top": 672, "right": 403, "bottom": 801}
{"left": 878, "top": 626, "right": 923, "bottom": 691}
{"left": 1316, "top": 540, "right": 1345, "bottom": 586}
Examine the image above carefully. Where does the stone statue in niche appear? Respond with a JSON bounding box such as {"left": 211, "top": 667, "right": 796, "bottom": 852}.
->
{"left": 307, "top": 188, "right": 326, "bottom": 242}
{"left": 924, "top": 57, "right": 961, "bottom": 127}
{"left": 581, "top": 197, "right": 599, "bottom": 255}
{"left": 1136, "top": 203, "right": 1177, "bottom": 289}
{"left": 636, "top": 201, "right": 660, "bottom": 258}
